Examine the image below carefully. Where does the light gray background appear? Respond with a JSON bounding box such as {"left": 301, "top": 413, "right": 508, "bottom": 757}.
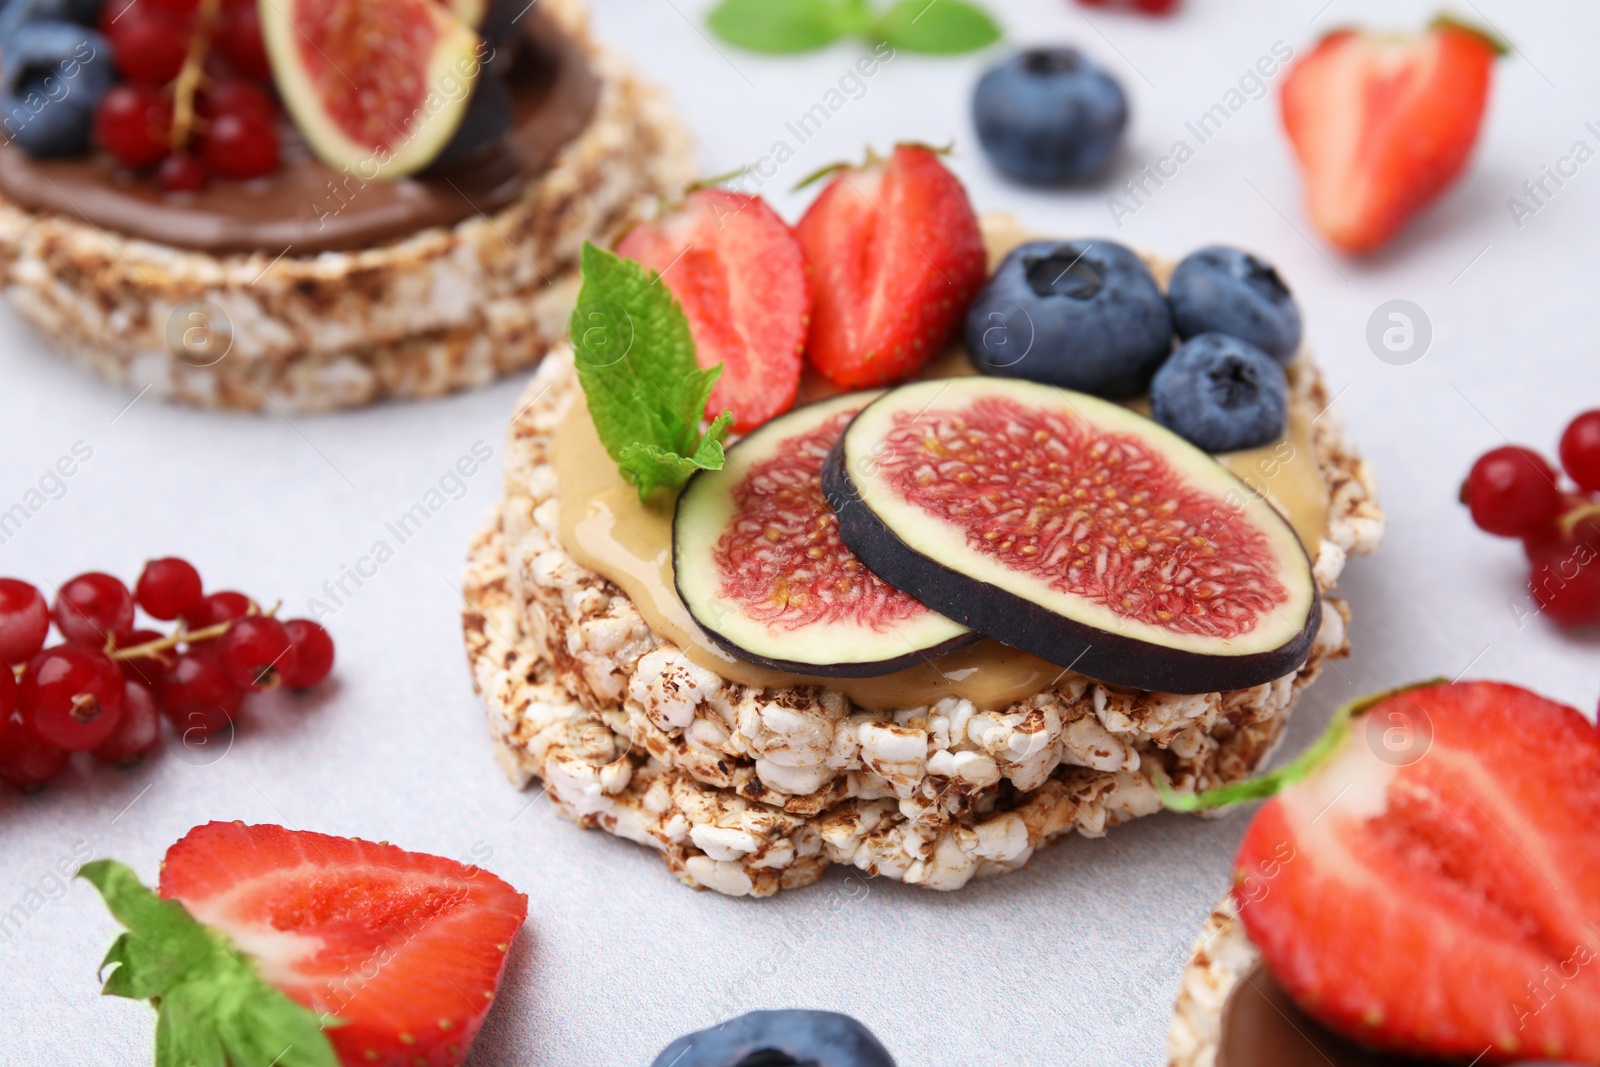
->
{"left": 2, "top": 0, "right": 1597, "bottom": 1063}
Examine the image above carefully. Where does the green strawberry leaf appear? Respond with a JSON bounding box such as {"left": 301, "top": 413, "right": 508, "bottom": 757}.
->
{"left": 707, "top": 0, "right": 854, "bottom": 53}
{"left": 873, "top": 0, "right": 1000, "bottom": 54}
{"left": 570, "top": 243, "right": 734, "bottom": 500}
{"left": 80, "top": 860, "right": 340, "bottom": 1067}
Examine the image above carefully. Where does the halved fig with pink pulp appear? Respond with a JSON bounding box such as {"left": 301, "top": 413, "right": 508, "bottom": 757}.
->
{"left": 822, "top": 377, "right": 1319, "bottom": 694}
{"left": 674, "top": 393, "right": 975, "bottom": 677}
{"left": 260, "top": 0, "right": 483, "bottom": 178}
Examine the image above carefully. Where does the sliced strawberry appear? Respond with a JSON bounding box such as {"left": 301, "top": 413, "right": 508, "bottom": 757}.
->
{"left": 616, "top": 189, "right": 809, "bottom": 432}
{"left": 1234, "top": 682, "right": 1600, "bottom": 1063}
{"left": 795, "top": 144, "right": 987, "bottom": 389}
{"left": 160, "top": 821, "right": 527, "bottom": 1067}
{"left": 1280, "top": 20, "right": 1502, "bottom": 254}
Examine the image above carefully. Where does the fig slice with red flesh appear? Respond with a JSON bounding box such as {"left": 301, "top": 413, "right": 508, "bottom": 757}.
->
{"left": 822, "top": 377, "right": 1319, "bottom": 694}
{"left": 259, "top": 0, "right": 483, "bottom": 178}
{"left": 674, "top": 392, "right": 975, "bottom": 677}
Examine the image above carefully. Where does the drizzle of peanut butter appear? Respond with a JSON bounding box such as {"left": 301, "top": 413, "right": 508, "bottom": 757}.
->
{"left": 552, "top": 219, "right": 1330, "bottom": 710}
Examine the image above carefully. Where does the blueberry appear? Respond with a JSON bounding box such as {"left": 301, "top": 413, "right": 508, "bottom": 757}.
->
{"left": 1150, "top": 333, "right": 1289, "bottom": 453}
{"left": 649, "top": 1010, "right": 897, "bottom": 1067}
{"left": 1, "top": 19, "right": 111, "bottom": 156}
{"left": 972, "top": 47, "right": 1127, "bottom": 185}
{"left": 1168, "top": 246, "right": 1302, "bottom": 363}
{"left": 429, "top": 70, "right": 513, "bottom": 169}
{"left": 966, "top": 239, "right": 1173, "bottom": 398}
{"left": 0, "top": 0, "right": 102, "bottom": 45}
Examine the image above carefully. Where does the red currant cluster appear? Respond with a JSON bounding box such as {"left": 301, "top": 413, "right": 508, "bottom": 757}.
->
{"left": 1463, "top": 410, "right": 1600, "bottom": 627}
{"left": 1076, "top": 0, "right": 1179, "bottom": 15}
{"left": 93, "top": 0, "right": 280, "bottom": 192}
{"left": 0, "top": 559, "right": 334, "bottom": 793}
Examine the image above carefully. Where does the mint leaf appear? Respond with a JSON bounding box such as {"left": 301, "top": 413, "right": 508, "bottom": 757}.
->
{"left": 874, "top": 0, "right": 1000, "bottom": 53}
{"left": 708, "top": 0, "right": 853, "bottom": 52}
{"left": 80, "top": 860, "right": 339, "bottom": 1067}
{"left": 570, "top": 243, "right": 733, "bottom": 500}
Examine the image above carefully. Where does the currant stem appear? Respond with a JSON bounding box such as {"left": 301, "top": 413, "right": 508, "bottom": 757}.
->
{"left": 170, "top": 0, "right": 223, "bottom": 152}
{"left": 1558, "top": 500, "right": 1600, "bottom": 538}
{"left": 108, "top": 621, "right": 233, "bottom": 662}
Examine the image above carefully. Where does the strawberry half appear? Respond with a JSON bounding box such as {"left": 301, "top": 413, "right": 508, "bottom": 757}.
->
{"left": 795, "top": 144, "right": 987, "bottom": 389}
{"left": 1280, "top": 19, "right": 1503, "bottom": 254}
{"left": 616, "top": 188, "right": 809, "bottom": 432}
{"left": 82, "top": 822, "right": 528, "bottom": 1067}
{"left": 1232, "top": 682, "right": 1600, "bottom": 1063}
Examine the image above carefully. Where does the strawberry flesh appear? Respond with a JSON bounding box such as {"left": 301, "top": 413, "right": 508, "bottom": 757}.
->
{"left": 616, "top": 189, "right": 809, "bottom": 432}
{"left": 1280, "top": 24, "right": 1498, "bottom": 254}
{"left": 795, "top": 145, "right": 987, "bottom": 389}
{"left": 1235, "top": 681, "right": 1600, "bottom": 1063}
{"left": 160, "top": 821, "right": 528, "bottom": 1067}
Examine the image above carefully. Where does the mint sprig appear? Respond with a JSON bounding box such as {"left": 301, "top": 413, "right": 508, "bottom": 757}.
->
{"left": 80, "top": 860, "right": 339, "bottom": 1067}
{"left": 1156, "top": 679, "right": 1449, "bottom": 812}
{"left": 709, "top": 0, "right": 1001, "bottom": 55}
{"left": 570, "top": 242, "right": 734, "bottom": 500}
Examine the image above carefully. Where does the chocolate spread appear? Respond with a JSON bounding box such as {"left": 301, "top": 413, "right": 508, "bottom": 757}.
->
{"left": 1219, "top": 964, "right": 1435, "bottom": 1066}
{"left": 0, "top": 10, "right": 599, "bottom": 255}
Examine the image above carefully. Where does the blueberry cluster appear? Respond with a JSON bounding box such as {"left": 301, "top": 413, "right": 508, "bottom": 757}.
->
{"left": 650, "top": 1010, "right": 897, "bottom": 1067}
{"left": 0, "top": 0, "right": 111, "bottom": 156}
{"left": 966, "top": 241, "right": 1302, "bottom": 453}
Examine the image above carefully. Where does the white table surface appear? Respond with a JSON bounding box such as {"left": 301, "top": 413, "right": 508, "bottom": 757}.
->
{"left": 3, "top": 0, "right": 1598, "bottom": 1064}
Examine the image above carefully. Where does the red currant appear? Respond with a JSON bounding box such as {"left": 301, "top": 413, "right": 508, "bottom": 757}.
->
{"left": 0, "top": 713, "right": 70, "bottom": 791}
{"left": 148, "top": 0, "right": 202, "bottom": 16}
{"left": 1559, "top": 411, "right": 1600, "bottom": 493}
{"left": 95, "top": 84, "right": 173, "bottom": 170}
{"left": 157, "top": 154, "right": 209, "bottom": 193}
{"left": 136, "top": 557, "right": 204, "bottom": 620}
{"left": 107, "top": 9, "right": 190, "bottom": 85}
{"left": 189, "top": 590, "right": 254, "bottom": 631}
{"left": 217, "top": 615, "right": 294, "bottom": 690}
{"left": 54, "top": 572, "right": 136, "bottom": 647}
{"left": 19, "top": 645, "right": 127, "bottom": 751}
{"left": 116, "top": 629, "right": 173, "bottom": 687}
{"left": 1464, "top": 446, "right": 1562, "bottom": 537}
{"left": 281, "top": 619, "right": 335, "bottom": 688}
{"left": 92, "top": 679, "right": 163, "bottom": 766}
{"left": 216, "top": 3, "right": 272, "bottom": 81}
{"left": 161, "top": 651, "right": 244, "bottom": 736}
{"left": 1130, "top": 0, "right": 1179, "bottom": 12}
{"left": 0, "top": 578, "right": 50, "bottom": 665}
{"left": 1529, "top": 541, "right": 1600, "bottom": 628}
{"left": 202, "top": 110, "right": 279, "bottom": 180}
{"left": 0, "top": 661, "right": 15, "bottom": 720}
{"left": 199, "top": 80, "right": 275, "bottom": 123}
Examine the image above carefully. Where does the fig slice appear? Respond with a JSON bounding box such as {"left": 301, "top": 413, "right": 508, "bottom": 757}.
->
{"left": 260, "top": 0, "right": 483, "bottom": 178}
{"left": 822, "top": 377, "right": 1319, "bottom": 694}
{"left": 674, "top": 392, "right": 976, "bottom": 677}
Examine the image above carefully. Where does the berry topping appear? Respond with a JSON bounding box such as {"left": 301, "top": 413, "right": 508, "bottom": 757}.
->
{"left": 94, "top": 82, "right": 173, "bottom": 169}
{"left": 53, "top": 571, "right": 136, "bottom": 645}
{"left": 201, "top": 106, "right": 279, "bottom": 179}
{"left": 1190, "top": 682, "right": 1600, "bottom": 1063}
{"left": 1281, "top": 19, "right": 1503, "bottom": 253}
{"left": 972, "top": 47, "right": 1127, "bottom": 185}
{"left": 1149, "top": 333, "right": 1289, "bottom": 453}
{"left": 159, "top": 650, "right": 243, "bottom": 737}
{"left": 104, "top": 3, "right": 190, "bottom": 85}
{"left": 0, "top": 578, "right": 51, "bottom": 663}
{"left": 214, "top": 0, "right": 270, "bottom": 79}
{"left": 280, "top": 619, "right": 335, "bottom": 688}
{"left": 650, "top": 1010, "right": 898, "bottom": 1067}
{"left": 135, "top": 556, "right": 204, "bottom": 620}
{"left": 1464, "top": 446, "right": 1562, "bottom": 537}
{"left": 965, "top": 239, "right": 1174, "bottom": 398}
{"left": 1166, "top": 246, "right": 1302, "bottom": 363}
{"left": 91, "top": 678, "right": 162, "bottom": 765}
{"left": 616, "top": 188, "right": 810, "bottom": 432}
{"left": 154, "top": 822, "right": 528, "bottom": 1067}
{"left": 0, "top": 20, "right": 114, "bottom": 156}
{"left": 1560, "top": 410, "right": 1600, "bottom": 493}
{"left": 0, "top": 711, "right": 70, "bottom": 790}
{"left": 216, "top": 614, "right": 294, "bottom": 690}
{"left": 19, "top": 644, "right": 126, "bottom": 751}
{"left": 796, "top": 144, "right": 987, "bottom": 388}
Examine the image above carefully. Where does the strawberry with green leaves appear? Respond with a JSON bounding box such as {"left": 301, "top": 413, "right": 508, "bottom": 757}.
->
{"left": 1280, "top": 18, "right": 1504, "bottom": 254}
{"left": 1167, "top": 681, "right": 1600, "bottom": 1063}
{"left": 83, "top": 822, "right": 528, "bottom": 1067}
